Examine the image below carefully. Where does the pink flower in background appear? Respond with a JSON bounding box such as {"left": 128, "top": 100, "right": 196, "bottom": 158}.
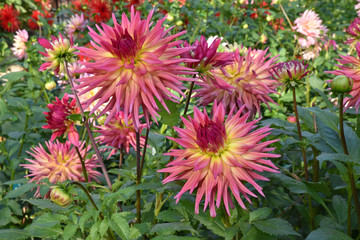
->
{"left": 356, "top": 0, "right": 360, "bottom": 17}
{"left": 287, "top": 116, "right": 296, "bottom": 123}
{"left": 11, "top": 29, "right": 28, "bottom": 60}
{"left": 66, "top": 13, "right": 88, "bottom": 39}
{"left": 326, "top": 42, "right": 360, "bottom": 111}
{"left": 95, "top": 111, "right": 146, "bottom": 158}
{"left": 301, "top": 46, "right": 321, "bottom": 60}
{"left": 75, "top": 8, "right": 194, "bottom": 130}
{"left": 43, "top": 93, "right": 80, "bottom": 147}
{"left": 293, "top": 10, "right": 327, "bottom": 42}
{"left": 195, "top": 47, "right": 278, "bottom": 117}
{"left": 21, "top": 140, "right": 101, "bottom": 196}
{"left": 159, "top": 102, "right": 279, "bottom": 217}
{"left": 346, "top": 18, "right": 360, "bottom": 45}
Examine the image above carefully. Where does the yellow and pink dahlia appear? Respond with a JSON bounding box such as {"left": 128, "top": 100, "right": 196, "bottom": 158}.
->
{"left": 11, "top": 29, "right": 28, "bottom": 60}
{"left": 75, "top": 8, "right": 194, "bottom": 129}
{"left": 326, "top": 42, "right": 360, "bottom": 111}
{"left": 195, "top": 47, "right": 278, "bottom": 117}
{"left": 43, "top": 93, "right": 80, "bottom": 147}
{"left": 21, "top": 140, "right": 101, "bottom": 196}
{"left": 159, "top": 103, "right": 279, "bottom": 217}
{"left": 95, "top": 111, "right": 146, "bottom": 158}
{"left": 66, "top": 13, "right": 88, "bottom": 40}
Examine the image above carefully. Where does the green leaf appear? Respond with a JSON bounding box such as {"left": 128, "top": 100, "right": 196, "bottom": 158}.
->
{"left": 152, "top": 236, "right": 201, "bottom": 240}
{"left": 298, "top": 107, "right": 315, "bottom": 132}
{"left": 316, "top": 118, "right": 343, "bottom": 153}
{"left": 332, "top": 195, "right": 347, "bottom": 224}
{"left": 157, "top": 210, "right": 184, "bottom": 222}
{"left": 313, "top": 89, "right": 334, "bottom": 111}
{"left": 129, "top": 223, "right": 151, "bottom": 240}
{"left": 157, "top": 99, "right": 180, "bottom": 127}
{"left": 109, "top": 213, "right": 130, "bottom": 240}
{"left": 79, "top": 210, "right": 96, "bottom": 232}
{"left": 307, "top": 107, "right": 338, "bottom": 132}
{"left": 25, "top": 222, "right": 63, "bottom": 238}
{"left": 242, "top": 227, "right": 277, "bottom": 240}
{"left": 23, "top": 199, "right": 70, "bottom": 211}
{"left": 253, "top": 218, "right": 300, "bottom": 236}
{"left": 249, "top": 207, "right": 272, "bottom": 223}
{"left": 303, "top": 182, "right": 335, "bottom": 219}
{"left": 309, "top": 75, "right": 323, "bottom": 90}
{"left": 0, "top": 229, "right": 31, "bottom": 240}
{"left": 135, "top": 182, "right": 163, "bottom": 191}
{"left": 317, "top": 153, "right": 355, "bottom": 166}
{"left": 5, "top": 183, "right": 36, "bottom": 199}
{"left": 305, "top": 227, "right": 352, "bottom": 240}
{"left": 0, "top": 71, "right": 31, "bottom": 81}
{"left": 63, "top": 224, "right": 78, "bottom": 240}
{"left": 0, "top": 207, "right": 11, "bottom": 226}
{"left": 149, "top": 222, "right": 196, "bottom": 235}
{"left": 99, "top": 218, "right": 109, "bottom": 237}
{"left": 194, "top": 213, "right": 237, "bottom": 240}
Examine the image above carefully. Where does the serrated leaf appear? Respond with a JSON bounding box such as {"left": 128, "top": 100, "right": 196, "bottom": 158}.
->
{"left": 317, "top": 153, "right": 355, "bottom": 166}
{"left": 0, "top": 207, "right": 11, "bottom": 226}
{"left": 242, "top": 227, "right": 277, "bottom": 240}
{"left": 5, "top": 183, "right": 36, "bottom": 199}
{"left": 157, "top": 99, "right": 180, "bottom": 127}
{"left": 25, "top": 222, "right": 63, "bottom": 238}
{"left": 129, "top": 223, "right": 151, "bottom": 240}
{"left": 332, "top": 195, "right": 347, "bottom": 224}
{"left": 157, "top": 210, "right": 184, "bottom": 222}
{"left": 152, "top": 236, "right": 201, "bottom": 240}
{"left": 305, "top": 227, "right": 352, "bottom": 240}
{"left": 79, "top": 210, "right": 97, "bottom": 232}
{"left": 110, "top": 213, "right": 130, "bottom": 240}
{"left": 0, "top": 229, "right": 31, "bottom": 240}
{"left": 0, "top": 71, "right": 31, "bottom": 81}
{"left": 149, "top": 222, "right": 196, "bottom": 235}
{"left": 63, "top": 224, "right": 78, "bottom": 240}
{"left": 298, "top": 107, "right": 315, "bottom": 132}
{"left": 253, "top": 218, "right": 300, "bottom": 236}
{"left": 99, "top": 218, "right": 109, "bottom": 237}
{"left": 249, "top": 207, "right": 272, "bottom": 223}
{"left": 23, "top": 199, "right": 69, "bottom": 211}
{"left": 194, "top": 213, "right": 237, "bottom": 240}
{"left": 308, "top": 107, "right": 338, "bottom": 132}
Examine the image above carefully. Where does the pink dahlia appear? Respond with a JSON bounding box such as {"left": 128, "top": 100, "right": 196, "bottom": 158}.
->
{"left": 180, "top": 35, "right": 233, "bottom": 74}
{"left": 11, "top": 29, "right": 29, "bottom": 60}
{"left": 159, "top": 102, "right": 279, "bottom": 217}
{"left": 356, "top": 0, "right": 360, "bottom": 17}
{"left": 326, "top": 42, "right": 360, "bottom": 111}
{"left": 293, "top": 10, "right": 327, "bottom": 48}
{"left": 43, "top": 93, "right": 80, "bottom": 147}
{"left": 75, "top": 8, "right": 194, "bottom": 129}
{"left": 346, "top": 18, "right": 360, "bottom": 45}
{"left": 66, "top": 13, "right": 88, "bottom": 40}
{"left": 95, "top": 111, "right": 146, "bottom": 157}
{"left": 195, "top": 47, "right": 278, "bottom": 117}
{"left": 38, "top": 34, "right": 77, "bottom": 76}
{"left": 271, "top": 60, "right": 309, "bottom": 91}
{"left": 21, "top": 140, "right": 101, "bottom": 196}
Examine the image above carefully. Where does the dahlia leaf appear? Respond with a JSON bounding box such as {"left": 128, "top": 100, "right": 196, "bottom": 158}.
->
{"left": 79, "top": 209, "right": 97, "bottom": 232}
{"left": 0, "top": 229, "right": 31, "bottom": 240}
{"left": 317, "top": 153, "right": 355, "bottom": 165}
{"left": 308, "top": 107, "right": 339, "bottom": 132}
{"left": 24, "top": 199, "right": 69, "bottom": 212}
{"left": 344, "top": 123, "right": 360, "bottom": 158}
{"left": 129, "top": 223, "right": 151, "bottom": 240}
{"left": 4, "top": 183, "right": 36, "bottom": 199}
{"left": 156, "top": 99, "right": 180, "bottom": 127}
{"left": 149, "top": 222, "right": 197, "bottom": 235}
{"left": 298, "top": 107, "right": 315, "bottom": 132}
{"left": 109, "top": 214, "right": 130, "bottom": 240}
{"left": 249, "top": 207, "right": 272, "bottom": 223}
{"left": 313, "top": 88, "right": 334, "bottom": 111}
{"left": 253, "top": 218, "right": 300, "bottom": 237}
{"left": 194, "top": 213, "right": 238, "bottom": 239}
{"left": 152, "top": 236, "right": 201, "bottom": 240}
{"left": 309, "top": 75, "right": 323, "bottom": 90}
{"left": 332, "top": 195, "right": 347, "bottom": 224}
{"left": 316, "top": 118, "right": 343, "bottom": 153}
{"left": 63, "top": 224, "right": 78, "bottom": 240}
{"left": 0, "top": 207, "right": 11, "bottom": 226}
{"left": 0, "top": 71, "right": 31, "bottom": 81}
{"left": 305, "top": 227, "right": 352, "bottom": 240}
{"left": 242, "top": 227, "right": 276, "bottom": 240}
{"left": 157, "top": 210, "right": 184, "bottom": 222}
{"left": 25, "top": 221, "right": 63, "bottom": 238}
{"left": 99, "top": 218, "right": 109, "bottom": 237}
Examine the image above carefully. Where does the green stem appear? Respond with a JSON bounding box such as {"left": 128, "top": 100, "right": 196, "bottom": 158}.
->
{"left": 135, "top": 131, "right": 142, "bottom": 223}
{"left": 64, "top": 61, "right": 112, "bottom": 189}
{"left": 75, "top": 146, "right": 88, "bottom": 182}
{"left": 339, "top": 93, "right": 360, "bottom": 234}
{"left": 42, "top": 85, "right": 50, "bottom": 104}
{"left": 140, "top": 128, "right": 150, "bottom": 178}
{"left": 118, "top": 148, "right": 123, "bottom": 180}
{"left": 347, "top": 189, "right": 352, "bottom": 236}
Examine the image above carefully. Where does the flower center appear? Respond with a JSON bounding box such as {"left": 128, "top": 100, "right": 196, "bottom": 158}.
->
{"left": 195, "top": 120, "right": 226, "bottom": 153}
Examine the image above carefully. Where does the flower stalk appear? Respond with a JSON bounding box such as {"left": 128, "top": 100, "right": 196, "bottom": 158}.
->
{"left": 75, "top": 146, "right": 88, "bottom": 182}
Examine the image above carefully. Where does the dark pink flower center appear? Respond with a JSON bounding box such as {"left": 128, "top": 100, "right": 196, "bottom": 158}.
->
{"left": 195, "top": 120, "right": 226, "bottom": 153}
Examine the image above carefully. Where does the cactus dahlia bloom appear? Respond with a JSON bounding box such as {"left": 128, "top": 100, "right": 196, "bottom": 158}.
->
{"left": 38, "top": 34, "right": 77, "bottom": 76}
{"left": 95, "top": 111, "right": 146, "bottom": 158}
{"left": 11, "top": 29, "right": 29, "bottom": 60}
{"left": 76, "top": 8, "right": 194, "bottom": 129}
{"left": 66, "top": 13, "right": 88, "bottom": 40}
{"left": 21, "top": 140, "right": 101, "bottom": 197}
{"left": 346, "top": 18, "right": 360, "bottom": 45}
{"left": 159, "top": 103, "right": 279, "bottom": 217}
{"left": 43, "top": 93, "right": 80, "bottom": 147}
{"left": 326, "top": 42, "right": 360, "bottom": 111}
{"left": 195, "top": 47, "right": 278, "bottom": 117}
{"left": 0, "top": 4, "right": 20, "bottom": 32}
{"left": 271, "top": 60, "right": 310, "bottom": 91}
{"left": 180, "top": 35, "right": 233, "bottom": 75}
{"left": 89, "top": 0, "right": 112, "bottom": 23}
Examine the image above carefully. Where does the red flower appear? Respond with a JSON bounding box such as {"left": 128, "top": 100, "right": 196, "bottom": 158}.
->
{"left": 28, "top": 10, "right": 53, "bottom": 30}
{"left": 89, "top": 0, "right": 112, "bottom": 23}
{"left": 0, "top": 4, "right": 20, "bottom": 32}
{"left": 71, "top": 0, "right": 89, "bottom": 12}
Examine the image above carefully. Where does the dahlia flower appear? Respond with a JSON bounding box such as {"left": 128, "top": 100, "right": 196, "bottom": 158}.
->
{"left": 11, "top": 29, "right": 29, "bottom": 60}
{"left": 21, "top": 140, "right": 101, "bottom": 196}
{"left": 66, "top": 13, "right": 88, "bottom": 40}
{"left": 95, "top": 111, "right": 146, "bottom": 158}
{"left": 0, "top": 4, "right": 20, "bottom": 32}
{"left": 195, "top": 47, "right": 278, "bottom": 117}
{"left": 159, "top": 103, "right": 279, "bottom": 217}
{"left": 271, "top": 60, "right": 309, "bottom": 91}
{"left": 180, "top": 35, "right": 233, "bottom": 74}
{"left": 356, "top": 0, "right": 360, "bottom": 17}
{"left": 28, "top": 10, "right": 53, "bottom": 30}
{"left": 76, "top": 8, "right": 194, "bottom": 129}
{"left": 301, "top": 45, "right": 321, "bottom": 60}
{"left": 43, "top": 93, "right": 80, "bottom": 147}
{"left": 326, "top": 42, "right": 360, "bottom": 111}
{"left": 38, "top": 34, "right": 77, "bottom": 75}
{"left": 346, "top": 18, "right": 360, "bottom": 45}
{"left": 89, "top": 0, "right": 112, "bottom": 23}
{"left": 293, "top": 10, "right": 327, "bottom": 48}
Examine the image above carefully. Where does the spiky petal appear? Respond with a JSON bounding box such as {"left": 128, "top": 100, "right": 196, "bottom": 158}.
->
{"left": 0, "top": 4, "right": 20, "bottom": 32}
{"left": 326, "top": 42, "right": 360, "bottom": 111}
{"left": 195, "top": 47, "right": 278, "bottom": 117}
{"left": 66, "top": 13, "right": 88, "bottom": 40}
{"left": 159, "top": 102, "right": 280, "bottom": 217}
{"left": 75, "top": 8, "right": 195, "bottom": 129}
{"left": 11, "top": 29, "right": 29, "bottom": 60}
{"left": 43, "top": 93, "right": 80, "bottom": 147}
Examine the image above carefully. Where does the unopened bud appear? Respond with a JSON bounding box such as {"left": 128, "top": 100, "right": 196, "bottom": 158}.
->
{"left": 176, "top": 20, "right": 183, "bottom": 26}
{"left": 330, "top": 75, "right": 353, "bottom": 93}
{"left": 166, "top": 14, "right": 174, "bottom": 22}
{"left": 50, "top": 185, "right": 74, "bottom": 207}
{"left": 243, "top": 23, "right": 249, "bottom": 29}
{"left": 45, "top": 81, "right": 56, "bottom": 91}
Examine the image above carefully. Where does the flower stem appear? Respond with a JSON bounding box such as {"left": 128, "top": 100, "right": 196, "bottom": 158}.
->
{"left": 118, "top": 148, "right": 123, "bottom": 180}
{"left": 75, "top": 146, "right": 88, "bottom": 182}
{"left": 279, "top": 2, "right": 294, "bottom": 29}
{"left": 64, "top": 61, "right": 112, "bottom": 190}
{"left": 135, "top": 131, "right": 142, "bottom": 223}
{"left": 339, "top": 93, "right": 360, "bottom": 233}
{"left": 140, "top": 128, "right": 149, "bottom": 178}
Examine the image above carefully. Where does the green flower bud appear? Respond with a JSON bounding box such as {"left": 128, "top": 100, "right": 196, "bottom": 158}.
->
{"left": 45, "top": 81, "right": 56, "bottom": 91}
{"left": 50, "top": 185, "right": 74, "bottom": 207}
{"left": 330, "top": 75, "right": 353, "bottom": 93}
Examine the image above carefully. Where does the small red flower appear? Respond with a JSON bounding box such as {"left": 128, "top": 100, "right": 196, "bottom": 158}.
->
{"left": 89, "top": 0, "right": 112, "bottom": 23}
{"left": 0, "top": 4, "right": 20, "bottom": 32}
{"left": 28, "top": 10, "right": 53, "bottom": 30}
{"left": 43, "top": 93, "right": 81, "bottom": 147}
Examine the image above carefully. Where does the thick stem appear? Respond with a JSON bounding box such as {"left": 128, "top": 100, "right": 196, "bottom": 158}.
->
{"left": 292, "top": 88, "right": 309, "bottom": 180}
{"left": 135, "top": 131, "right": 142, "bottom": 223}
{"left": 339, "top": 93, "right": 360, "bottom": 233}
{"left": 118, "top": 148, "right": 123, "bottom": 180}
{"left": 64, "top": 61, "right": 112, "bottom": 189}
{"left": 75, "top": 146, "right": 88, "bottom": 182}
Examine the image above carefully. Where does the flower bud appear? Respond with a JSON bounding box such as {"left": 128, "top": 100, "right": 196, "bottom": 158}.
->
{"left": 45, "top": 81, "right": 56, "bottom": 91}
{"left": 330, "top": 75, "right": 353, "bottom": 93}
{"left": 243, "top": 23, "right": 249, "bottom": 29}
{"left": 176, "top": 20, "right": 183, "bottom": 26}
{"left": 50, "top": 185, "right": 73, "bottom": 207}
{"left": 166, "top": 14, "right": 174, "bottom": 22}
